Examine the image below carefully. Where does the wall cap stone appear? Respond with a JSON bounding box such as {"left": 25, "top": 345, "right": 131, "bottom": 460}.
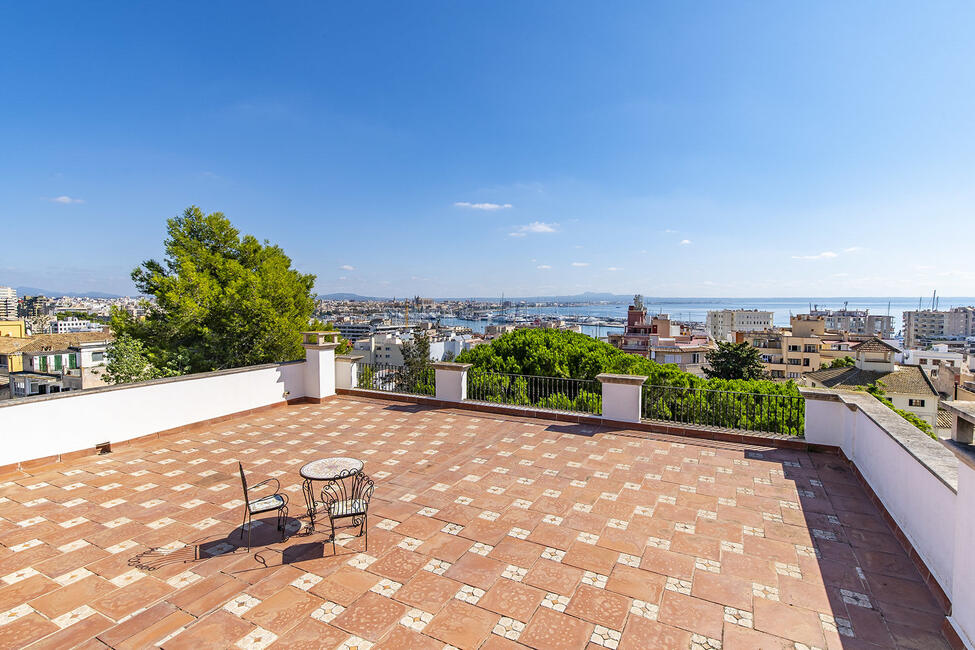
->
{"left": 431, "top": 362, "right": 472, "bottom": 371}
{"left": 596, "top": 373, "right": 648, "bottom": 386}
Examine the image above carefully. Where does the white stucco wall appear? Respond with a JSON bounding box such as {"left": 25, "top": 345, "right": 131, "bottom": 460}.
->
{"left": 803, "top": 390, "right": 957, "bottom": 599}
{"left": 950, "top": 461, "right": 975, "bottom": 648}
{"left": 0, "top": 361, "right": 306, "bottom": 468}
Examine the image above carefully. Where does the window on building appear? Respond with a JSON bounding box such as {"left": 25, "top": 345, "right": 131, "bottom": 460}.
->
{"left": 788, "top": 358, "right": 801, "bottom": 365}
{"left": 54, "top": 355, "right": 62, "bottom": 371}
{"left": 803, "top": 358, "right": 810, "bottom": 366}
{"left": 91, "top": 351, "right": 104, "bottom": 362}
{"left": 69, "top": 355, "right": 77, "bottom": 369}
{"left": 39, "top": 356, "right": 47, "bottom": 371}
{"left": 788, "top": 345, "right": 800, "bottom": 352}
{"left": 908, "top": 399, "right": 926, "bottom": 407}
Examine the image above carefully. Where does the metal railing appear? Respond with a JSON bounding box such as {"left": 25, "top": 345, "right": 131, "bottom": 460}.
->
{"left": 467, "top": 371, "right": 602, "bottom": 415}
{"left": 641, "top": 384, "right": 804, "bottom": 436}
{"left": 356, "top": 362, "right": 435, "bottom": 396}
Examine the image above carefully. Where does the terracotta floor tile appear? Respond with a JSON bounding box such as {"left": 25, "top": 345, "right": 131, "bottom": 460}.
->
{"left": 331, "top": 591, "right": 407, "bottom": 642}
{"left": 562, "top": 540, "right": 618, "bottom": 575}
{"left": 722, "top": 620, "right": 795, "bottom": 649}
{"left": 90, "top": 575, "right": 174, "bottom": 620}
{"left": 115, "top": 609, "right": 196, "bottom": 650}
{"left": 477, "top": 576, "right": 545, "bottom": 621}
{"left": 420, "top": 532, "right": 474, "bottom": 562}
{"left": 619, "top": 613, "right": 692, "bottom": 650}
{"left": 657, "top": 590, "right": 725, "bottom": 639}
{"left": 29, "top": 574, "right": 117, "bottom": 619}
{"left": 424, "top": 599, "right": 499, "bottom": 648}
{"left": 566, "top": 583, "right": 630, "bottom": 629}
{"left": 393, "top": 570, "right": 460, "bottom": 613}
{"left": 24, "top": 612, "right": 114, "bottom": 650}
{"left": 267, "top": 618, "right": 348, "bottom": 650}
{"left": 690, "top": 571, "right": 753, "bottom": 611}
{"left": 444, "top": 552, "right": 505, "bottom": 591}
{"left": 368, "top": 547, "right": 427, "bottom": 583}
{"left": 374, "top": 625, "right": 443, "bottom": 650}
{"left": 310, "top": 565, "right": 380, "bottom": 606}
{"left": 164, "top": 610, "right": 254, "bottom": 650}
{"left": 524, "top": 558, "right": 583, "bottom": 595}
{"left": 520, "top": 606, "right": 594, "bottom": 650}
{"left": 95, "top": 602, "right": 178, "bottom": 647}
{"left": 242, "top": 586, "right": 323, "bottom": 635}
{"left": 639, "top": 546, "right": 695, "bottom": 581}
{"left": 488, "top": 536, "right": 544, "bottom": 567}
{"left": 0, "top": 612, "right": 59, "bottom": 648}
{"left": 752, "top": 597, "right": 827, "bottom": 648}
{"left": 605, "top": 564, "right": 665, "bottom": 602}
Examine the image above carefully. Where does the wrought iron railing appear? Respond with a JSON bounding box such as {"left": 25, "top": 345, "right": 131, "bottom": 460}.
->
{"left": 641, "top": 384, "right": 804, "bottom": 436}
{"left": 467, "top": 371, "right": 602, "bottom": 415}
{"left": 356, "top": 362, "right": 435, "bottom": 396}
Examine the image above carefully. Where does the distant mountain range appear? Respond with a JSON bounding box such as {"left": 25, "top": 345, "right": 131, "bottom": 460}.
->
{"left": 318, "top": 291, "right": 632, "bottom": 303}
{"left": 13, "top": 286, "right": 124, "bottom": 299}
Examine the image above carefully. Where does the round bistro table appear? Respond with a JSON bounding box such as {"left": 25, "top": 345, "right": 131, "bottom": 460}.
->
{"left": 300, "top": 457, "right": 364, "bottom": 528}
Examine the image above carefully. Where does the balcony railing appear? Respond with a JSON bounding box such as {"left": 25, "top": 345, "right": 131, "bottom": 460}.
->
{"left": 641, "top": 384, "right": 804, "bottom": 435}
{"left": 467, "top": 371, "right": 602, "bottom": 415}
{"left": 355, "top": 362, "right": 435, "bottom": 396}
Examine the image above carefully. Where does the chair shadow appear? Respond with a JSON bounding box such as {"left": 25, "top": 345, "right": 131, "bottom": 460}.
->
{"left": 126, "top": 514, "right": 305, "bottom": 571}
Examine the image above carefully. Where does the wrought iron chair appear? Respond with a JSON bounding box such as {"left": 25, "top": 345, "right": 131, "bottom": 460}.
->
{"left": 237, "top": 462, "right": 289, "bottom": 551}
{"left": 320, "top": 470, "right": 375, "bottom": 553}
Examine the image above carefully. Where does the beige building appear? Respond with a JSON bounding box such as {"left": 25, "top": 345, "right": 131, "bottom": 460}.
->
{"left": 743, "top": 315, "right": 825, "bottom": 380}
{"left": 903, "top": 306, "right": 975, "bottom": 348}
{"left": 804, "top": 338, "right": 939, "bottom": 426}
{"left": 608, "top": 299, "right": 713, "bottom": 376}
{"left": 706, "top": 309, "right": 773, "bottom": 342}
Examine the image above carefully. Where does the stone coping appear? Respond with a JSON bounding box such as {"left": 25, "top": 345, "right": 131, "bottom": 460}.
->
{"left": 335, "top": 353, "right": 365, "bottom": 361}
{"left": 942, "top": 400, "right": 975, "bottom": 421}
{"left": 431, "top": 362, "right": 472, "bottom": 370}
{"left": 0, "top": 359, "right": 305, "bottom": 410}
{"left": 596, "top": 372, "right": 648, "bottom": 385}
{"left": 806, "top": 388, "right": 959, "bottom": 492}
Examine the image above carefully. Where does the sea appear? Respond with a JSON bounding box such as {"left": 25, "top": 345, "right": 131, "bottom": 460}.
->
{"left": 434, "top": 297, "right": 975, "bottom": 340}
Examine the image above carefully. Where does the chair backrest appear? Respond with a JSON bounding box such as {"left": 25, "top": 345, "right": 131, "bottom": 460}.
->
{"left": 237, "top": 462, "right": 249, "bottom": 499}
{"left": 321, "top": 470, "right": 376, "bottom": 513}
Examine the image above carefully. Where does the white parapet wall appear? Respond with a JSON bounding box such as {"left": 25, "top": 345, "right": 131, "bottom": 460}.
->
{"left": 0, "top": 361, "right": 307, "bottom": 468}
{"left": 802, "top": 388, "right": 958, "bottom": 602}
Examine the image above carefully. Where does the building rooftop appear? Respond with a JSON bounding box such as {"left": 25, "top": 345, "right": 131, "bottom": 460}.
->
{"left": 804, "top": 365, "right": 938, "bottom": 396}
{"left": 0, "top": 396, "right": 948, "bottom": 648}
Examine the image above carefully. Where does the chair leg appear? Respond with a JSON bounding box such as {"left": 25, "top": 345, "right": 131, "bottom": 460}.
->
{"left": 330, "top": 517, "right": 336, "bottom": 555}
{"left": 364, "top": 514, "right": 368, "bottom": 552}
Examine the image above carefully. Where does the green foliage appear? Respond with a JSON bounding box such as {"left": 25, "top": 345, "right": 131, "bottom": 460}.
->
{"left": 308, "top": 319, "right": 352, "bottom": 354}
{"left": 703, "top": 341, "right": 768, "bottom": 380}
{"left": 857, "top": 381, "right": 936, "bottom": 439}
{"left": 104, "top": 334, "right": 180, "bottom": 384}
{"left": 56, "top": 310, "right": 105, "bottom": 322}
{"left": 113, "top": 207, "right": 317, "bottom": 377}
{"left": 458, "top": 329, "right": 802, "bottom": 432}
{"left": 400, "top": 334, "right": 434, "bottom": 395}
{"left": 822, "top": 355, "right": 855, "bottom": 369}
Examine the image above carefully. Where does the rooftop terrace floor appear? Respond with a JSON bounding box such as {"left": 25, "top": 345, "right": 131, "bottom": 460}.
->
{"left": 0, "top": 396, "right": 950, "bottom": 649}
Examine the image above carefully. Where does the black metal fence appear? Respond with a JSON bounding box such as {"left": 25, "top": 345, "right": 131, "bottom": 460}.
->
{"left": 356, "top": 362, "right": 435, "bottom": 396}
{"left": 467, "top": 371, "right": 602, "bottom": 415}
{"left": 641, "top": 384, "right": 804, "bottom": 435}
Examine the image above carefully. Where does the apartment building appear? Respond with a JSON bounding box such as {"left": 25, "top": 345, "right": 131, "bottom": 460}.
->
{"left": 6, "top": 332, "right": 112, "bottom": 398}
{"left": 904, "top": 306, "right": 975, "bottom": 348}
{"left": 0, "top": 287, "right": 16, "bottom": 320}
{"left": 705, "top": 308, "right": 773, "bottom": 342}
{"left": 744, "top": 315, "right": 825, "bottom": 380}
{"left": 807, "top": 305, "right": 894, "bottom": 338}
{"left": 46, "top": 316, "right": 106, "bottom": 334}
{"left": 352, "top": 331, "right": 478, "bottom": 365}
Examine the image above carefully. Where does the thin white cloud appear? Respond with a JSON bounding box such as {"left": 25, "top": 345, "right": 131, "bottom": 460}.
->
{"left": 508, "top": 221, "right": 558, "bottom": 237}
{"left": 792, "top": 251, "right": 838, "bottom": 260}
{"left": 664, "top": 229, "right": 678, "bottom": 234}
{"left": 607, "top": 267, "right": 622, "bottom": 271}
{"left": 842, "top": 246, "right": 864, "bottom": 253}
{"left": 338, "top": 276, "right": 348, "bottom": 281}
{"left": 571, "top": 262, "right": 590, "bottom": 267}
{"left": 680, "top": 239, "right": 692, "bottom": 245}
{"left": 454, "top": 201, "right": 512, "bottom": 211}
{"left": 537, "top": 264, "right": 552, "bottom": 269}
{"left": 46, "top": 196, "right": 84, "bottom": 204}
{"left": 339, "top": 264, "right": 355, "bottom": 271}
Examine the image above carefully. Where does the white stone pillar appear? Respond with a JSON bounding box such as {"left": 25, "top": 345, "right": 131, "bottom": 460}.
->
{"left": 433, "top": 362, "right": 471, "bottom": 403}
{"left": 335, "top": 354, "right": 364, "bottom": 391}
{"left": 949, "top": 457, "right": 975, "bottom": 649}
{"left": 302, "top": 332, "right": 340, "bottom": 402}
{"left": 596, "top": 373, "right": 647, "bottom": 423}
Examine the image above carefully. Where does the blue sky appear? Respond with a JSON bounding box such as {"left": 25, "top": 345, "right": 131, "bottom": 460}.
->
{"left": 2, "top": 2, "right": 974, "bottom": 298}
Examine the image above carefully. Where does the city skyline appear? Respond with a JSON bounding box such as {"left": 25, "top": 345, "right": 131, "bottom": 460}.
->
{"left": 3, "top": 3, "right": 975, "bottom": 297}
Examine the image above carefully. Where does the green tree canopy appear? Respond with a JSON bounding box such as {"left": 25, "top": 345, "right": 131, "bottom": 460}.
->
{"left": 703, "top": 341, "right": 768, "bottom": 381}
{"left": 112, "top": 207, "right": 317, "bottom": 376}
{"left": 822, "top": 355, "right": 855, "bottom": 369}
